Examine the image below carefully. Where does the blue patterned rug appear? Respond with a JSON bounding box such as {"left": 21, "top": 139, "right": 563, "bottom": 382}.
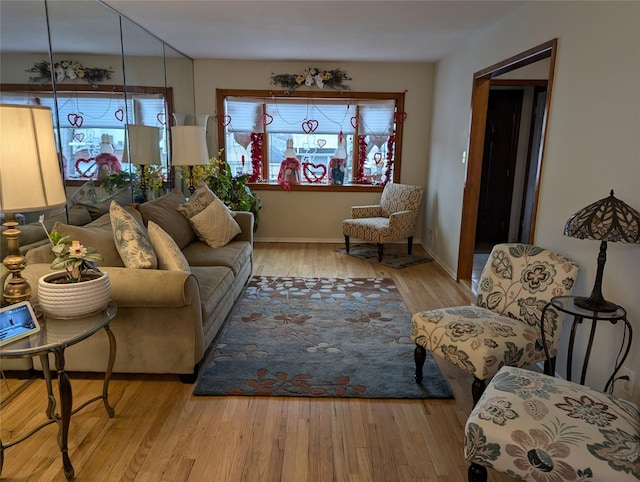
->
{"left": 335, "top": 244, "right": 433, "bottom": 269}
{"left": 194, "top": 277, "right": 453, "bottom": 399}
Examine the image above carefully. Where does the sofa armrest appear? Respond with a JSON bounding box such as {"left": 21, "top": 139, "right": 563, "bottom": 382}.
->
{"left": 351, "top": 205, "right": 383, "bottom": 218}
{"left": 232, "top": 211, "right": 254, "bottom": 245}
{"left": 106, "top": 267, "right": 198, "bottom": 308}
{"left": 20, "top": 264, "right": 198, "bottom": 309}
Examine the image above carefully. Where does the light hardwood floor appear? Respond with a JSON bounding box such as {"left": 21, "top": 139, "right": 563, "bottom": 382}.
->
{"left": 0, "top": 243, "right": 516, "bottom": 481}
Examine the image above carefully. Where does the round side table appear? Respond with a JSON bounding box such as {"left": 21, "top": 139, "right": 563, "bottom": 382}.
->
{"left": 0, "top": 301, "right": 117, "bottom": 479}
{"left": 541, "top": 295, "right": 632, "bottom": 393}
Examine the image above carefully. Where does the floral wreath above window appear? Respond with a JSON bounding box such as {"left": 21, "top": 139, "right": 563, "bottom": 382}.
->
{"left": 270, "top": 67, "right": 351, "bottom": 94}
{"left": 27, "top": 60, "right": 114, "bottom": 87}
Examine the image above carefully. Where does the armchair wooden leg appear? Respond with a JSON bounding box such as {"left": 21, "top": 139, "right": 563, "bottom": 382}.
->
{"left": 344, "top": 236, "right": 350, "bottom": 253}
{"left": 414, "top": 344, "right": 426, "bottom": 383}
{"left": 377, "top": 243, "right": 383, "bottom": 262}
{"left": 468, "top": 462, "right": 488, "bottom": 482}
{"left": 472, "top": 377, "right": 486, "bottom": 406}
{"left": 408, "top": 236, "right": 413, "bottom": 255}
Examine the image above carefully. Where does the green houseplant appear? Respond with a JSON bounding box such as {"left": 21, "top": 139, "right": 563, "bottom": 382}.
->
{"left": 178, "top": 151, "right": 262, "bottom": 231}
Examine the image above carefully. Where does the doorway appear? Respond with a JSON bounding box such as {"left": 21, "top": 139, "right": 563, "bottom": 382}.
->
{"left": 476, "top": 89, "right": 523, "bottom": 248}
{"left": 458, "top": 39, "right": 558, "bottom": 288}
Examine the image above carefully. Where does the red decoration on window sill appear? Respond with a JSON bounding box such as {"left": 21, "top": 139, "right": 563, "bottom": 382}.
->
{"left": 249, "top": 133, "right": 263, "bottom": 182}
{"left": 302, "top": 162, "right": 327, "bottom": 183}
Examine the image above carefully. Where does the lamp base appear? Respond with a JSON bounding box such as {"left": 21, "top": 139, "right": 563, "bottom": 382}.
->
{"left": 573, "top": 295, "right": 618, "bottom": 313}
{"left": 2, "top": 220, "right": 31, "bottom": 304}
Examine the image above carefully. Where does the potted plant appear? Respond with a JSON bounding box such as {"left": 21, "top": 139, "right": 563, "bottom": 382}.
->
{"left": 177, "top": 150, "right": 262, "bottom": 231}
{"left": 99, "top": 166, "right": 166, "bottom": 203}
{"left": 36, "top": 217, "right": 110, "bottom": 318}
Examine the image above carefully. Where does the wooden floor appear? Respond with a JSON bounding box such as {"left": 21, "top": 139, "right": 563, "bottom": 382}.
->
{"left": 0, "top": 243, "right": 516, "bottom": 481}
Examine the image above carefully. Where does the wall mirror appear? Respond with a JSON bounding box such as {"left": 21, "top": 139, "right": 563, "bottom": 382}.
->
{"left": 0, "top": 0, "right": 195, "bottom": 201}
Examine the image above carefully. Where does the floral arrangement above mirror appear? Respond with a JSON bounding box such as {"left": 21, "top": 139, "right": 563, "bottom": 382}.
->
{"left": 27, "top": 60, "right": 114, "bottom": 86}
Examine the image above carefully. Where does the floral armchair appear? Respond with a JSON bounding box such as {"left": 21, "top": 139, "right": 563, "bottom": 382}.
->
{"left": 342, "top": 183, "right": 423, "bottom": 262}
{"left": 411, "top": 243, "right": 580, "bottom": 405}
{"left": 465, "top": 366, "right": 640, "bottom": 481}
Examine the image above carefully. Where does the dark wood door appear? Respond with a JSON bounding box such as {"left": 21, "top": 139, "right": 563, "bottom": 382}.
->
{"left": 475, "top": 89, "right": 523, "bottom": 246}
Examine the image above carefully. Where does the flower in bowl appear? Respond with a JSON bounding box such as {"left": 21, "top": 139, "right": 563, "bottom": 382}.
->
{"left": 39, "top": 216, "right": 103, "bottom": 282}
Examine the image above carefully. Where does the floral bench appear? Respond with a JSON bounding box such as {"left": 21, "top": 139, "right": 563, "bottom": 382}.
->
{"left": 465, "top": 366, "right": 640, "bottom": 481}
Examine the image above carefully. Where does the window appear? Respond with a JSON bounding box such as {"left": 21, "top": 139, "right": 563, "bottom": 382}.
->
{"left": 216, "top": 89, "right": 405, "bottom": 190}
{"left": 1, "top": 85, "right": 171, "bottom": 184}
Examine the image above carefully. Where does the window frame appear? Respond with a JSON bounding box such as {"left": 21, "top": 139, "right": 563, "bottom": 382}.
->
{"left": 216, "top": 89, "right": 405, "bottom": 192}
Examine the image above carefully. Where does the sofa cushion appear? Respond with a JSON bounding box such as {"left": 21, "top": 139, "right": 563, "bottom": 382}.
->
{"left": 147, "top": 221, "right": 190, "bottom": 272}
{"left": 52, "top": 221, "right": 125, "bottom": 267}
{"left": 82, "top": 187, "right": 135, "bottom": 221}
{"left": 177, "top": 181, "right": 218, "bottom": 219}
{"left": 137, "top": 190, "right": 196, "bottom": 249}
{"left": 89, "top": 204, "right": 143, "bottom": 228}
{"left": 182, "top": 240, "right": 251, "bottom": 276}
{"left": 190, "top": 266, "right": 235, "bottom": 324}
{"left": 110, "top": 201, "right": 157, "bottom": 269}
{"left": 188, "top": 199, "right": 241, "bottom": 249}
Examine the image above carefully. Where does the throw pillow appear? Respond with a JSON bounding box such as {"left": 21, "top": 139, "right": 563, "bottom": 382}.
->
{"left": 177, "top": 181, "right": 219, "bottom": 219}
{"left": 147, "top": 221, "right": 190, "bottom": 272}
{"left": 137, "top": 190, "right": 196, "bottom": 249}
{"left": 189, "top": 198, "right": 241, "bottom": 249}
{"left": 52, "top": 221, "right": 125, "bottom": 267}
{"left": 67, "top": 180, "right": 98, "bottom": 206}
{"left": 110, "top": 201, "right": 157, "bottom": 269}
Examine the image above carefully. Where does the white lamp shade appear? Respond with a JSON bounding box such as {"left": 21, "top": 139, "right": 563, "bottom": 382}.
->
{"left": 124, "top": 124, "right": 161, "bottom": 165}
{"left": 0, "top": 104, "right": 67, "bottom": 213}
{"left": 170, "top": 126, "right": 209, "bottom": 166}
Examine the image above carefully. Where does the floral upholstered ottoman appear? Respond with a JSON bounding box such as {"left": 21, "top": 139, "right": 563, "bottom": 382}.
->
{"left": 465, "top": 366, "right": 640, "bottom": 481}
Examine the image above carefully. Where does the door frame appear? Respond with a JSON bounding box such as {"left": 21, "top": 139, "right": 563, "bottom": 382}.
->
{"left": 457, "top": 39, "right": 558, "bottom": 282}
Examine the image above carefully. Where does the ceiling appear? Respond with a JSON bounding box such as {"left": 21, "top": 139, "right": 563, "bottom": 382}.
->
{"left": 99, "top": 0, "right": 529, "bottom": 62}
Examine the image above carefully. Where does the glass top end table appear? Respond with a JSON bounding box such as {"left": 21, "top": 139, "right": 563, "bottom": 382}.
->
{"left": 0, "top": 301, "right": 117, "bottom": 479}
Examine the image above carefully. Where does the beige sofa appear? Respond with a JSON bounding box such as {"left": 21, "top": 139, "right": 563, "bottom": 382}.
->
{"left": 13, "top": 189, "right": 253, "bottom": 381}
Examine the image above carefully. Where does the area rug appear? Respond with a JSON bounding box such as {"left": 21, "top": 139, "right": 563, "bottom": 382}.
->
{"left": 335, "top": 244, "right": 433, "bottom": 269}
{"left": 194, "top": 277, "right": 453, "bottom": 399}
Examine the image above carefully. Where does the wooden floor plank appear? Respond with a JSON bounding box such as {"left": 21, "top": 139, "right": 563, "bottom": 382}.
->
{"left": 1, "top": 243, "right": 515, "bottom": 481}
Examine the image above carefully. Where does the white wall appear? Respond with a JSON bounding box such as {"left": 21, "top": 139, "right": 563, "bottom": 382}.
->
{"left": 192, "top": 60, "right": 433, "bottom": 242}
{"left": 427, "top": 1, "right": 640, "bottom": 401}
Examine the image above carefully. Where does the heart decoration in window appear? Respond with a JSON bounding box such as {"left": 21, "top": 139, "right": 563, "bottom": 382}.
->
{"left": 262, "top": 113, "right": 273, "bottom": 126}
{"left": 114, "top": 108, "right": 124, "bottom": 122}
{"left": 374, "top": 152, "right": 383, "bottom": 166}
{"left": 394, "top": 112, "right": 407, "bottom": 124}
{"left": 157, "top": 112, "right": 166, "bottom": 125}
{"left": 74, "top": 133, "right": 85, "bottom": 142}
{"left": 67, "top": 113, "right": 84, "bottom": 128}
{"left": 317, "top": 139, "right": 327, "bottom": 148}
{"left": 74, "top": 157, "right": 96, "bottom": 178}
{"left": 302, "top": 119, "right": 319, "bottom": 134}
{"left": 350, "top": 115, "right": 360, "bottom": 128}
{"left": 303, "top": 162, "right": 326, "bottom": 183}
{"left": 219, "top": 114, "right": 232, "bottom": 127}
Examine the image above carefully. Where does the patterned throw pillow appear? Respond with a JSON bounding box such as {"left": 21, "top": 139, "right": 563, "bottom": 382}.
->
{"left": 189, "top": 198, "right": 241, "bottom": 249}
{"left": 147, "top": 221, "right": 190, "bottom": 272}
{"left": 177, "top": 181, "right": 219, "bottom": 219}
{"left": 67, "top": 180, "right": 98, "bottom": 206}
{"left": 110, "top": 201, "right": 157, "bottom": 269}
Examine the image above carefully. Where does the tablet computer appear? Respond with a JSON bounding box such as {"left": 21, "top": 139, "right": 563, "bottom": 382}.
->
{"left": 0, "top": 301, "right": 40, "bottom": 347}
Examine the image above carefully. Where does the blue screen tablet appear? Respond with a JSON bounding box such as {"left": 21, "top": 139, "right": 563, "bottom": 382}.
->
{"left": 0, "top": 301, "right": 40, "bottom": 347}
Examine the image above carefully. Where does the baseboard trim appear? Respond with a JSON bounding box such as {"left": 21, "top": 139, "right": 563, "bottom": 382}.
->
{"left": 254, "top": 237, "right": 423, "bottom": 244}
{"left": 420, "top": 242, "right": 456, "bottom": 280}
